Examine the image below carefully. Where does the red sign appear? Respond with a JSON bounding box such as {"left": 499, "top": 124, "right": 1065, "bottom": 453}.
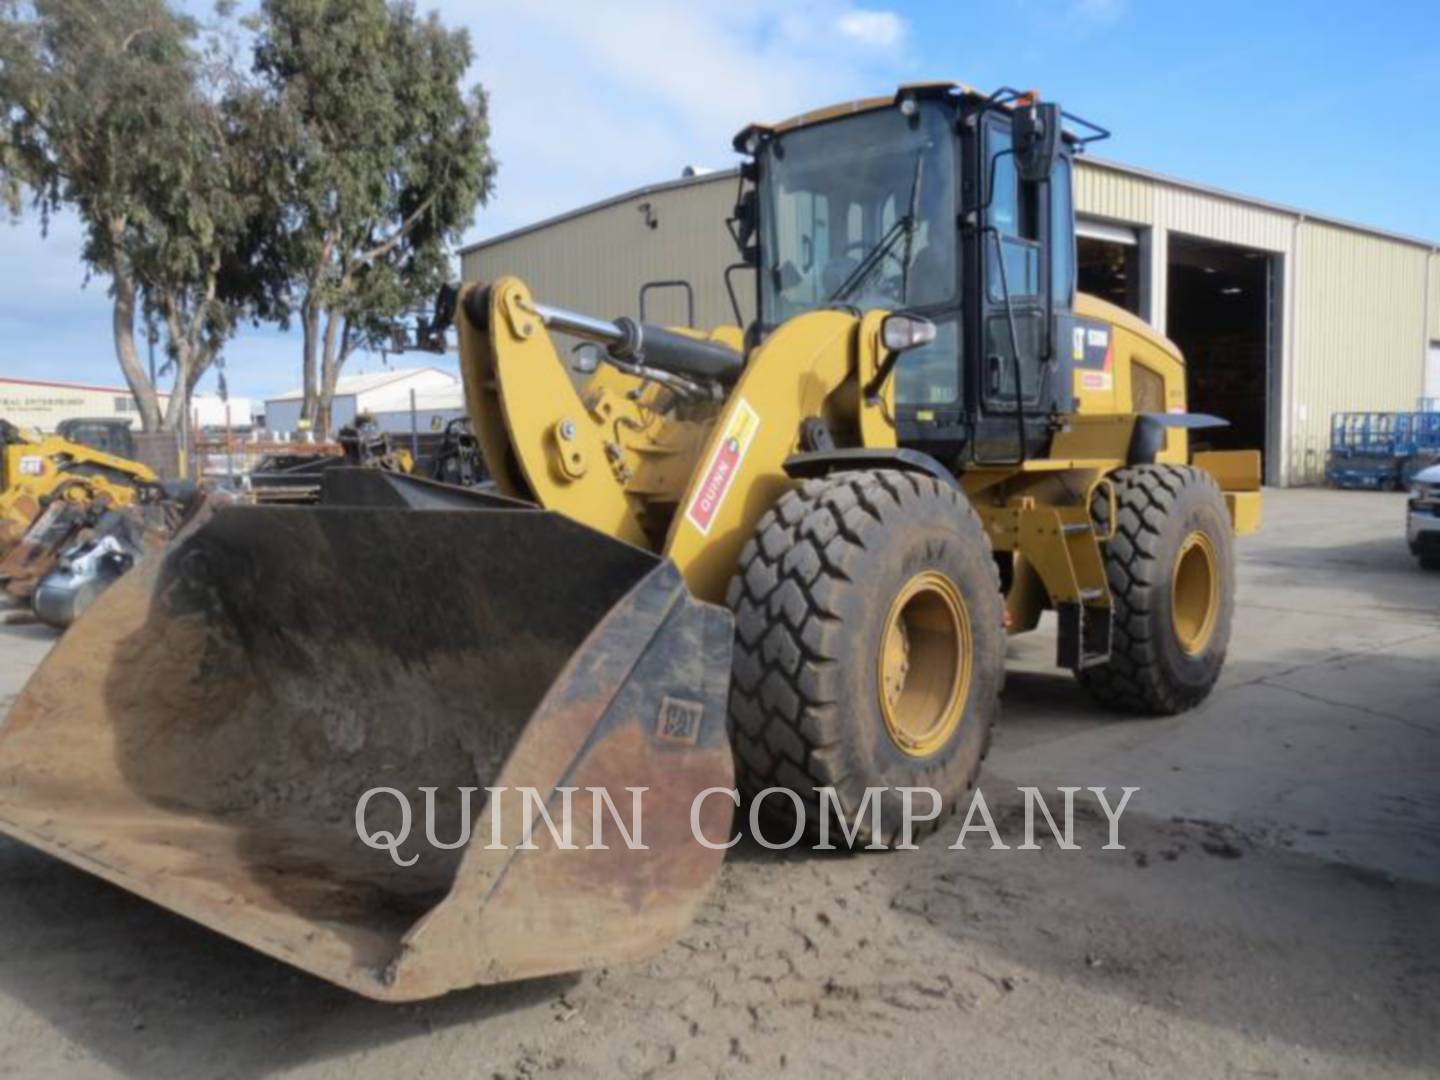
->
{"left": 688, "top": 437, "right": 741, "bottom": 534}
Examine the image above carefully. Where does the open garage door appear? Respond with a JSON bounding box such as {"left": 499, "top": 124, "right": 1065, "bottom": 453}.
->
{"left": 1077, "top": 218, "right": 1143, "bottom": 317}
{"left": 1166, "top": 233, "right": 1278, "bottom": 473}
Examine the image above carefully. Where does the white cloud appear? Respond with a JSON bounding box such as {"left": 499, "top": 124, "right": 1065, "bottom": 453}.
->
{"left": 2, "top": 1, "right": 918, "bottom": 399}
{"left": 836, "top": 9, "right": 906, "bottom": 48}
{"left": 449, "top": 0, "right": 916, "bottom": 240}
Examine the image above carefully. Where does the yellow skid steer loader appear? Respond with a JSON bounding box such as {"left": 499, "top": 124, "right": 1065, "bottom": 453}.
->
{"left": 0, "top": 417, "right": 159, "bottom": 558}
{"left": 0, "top": 84, "right": 1261, "bottom": 1000}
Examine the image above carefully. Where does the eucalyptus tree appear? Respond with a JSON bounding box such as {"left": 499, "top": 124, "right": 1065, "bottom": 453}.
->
{"left": 252, "top": 0, "right": 496, "bottom": 431}
{"left": 0, "top": 0, "right": 272, "bottom": 431}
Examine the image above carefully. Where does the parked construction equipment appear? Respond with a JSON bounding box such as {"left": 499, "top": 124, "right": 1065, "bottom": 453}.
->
{"left": 0, "top": 417, "right": 176, "bottom": 622}
{"left": 6, "top": 483, "right": 200, "bottom": 628}
{"left": 0, "top": 83, "right": 1261, "bottom": 1000}
{"left": 1326, "top": 407, "right": 1440, "bottom": 490}
{"left": 245, "top": 415, "right": 416, "bottom": 503}
{"left": 1, "top": 417, "right": 159, "bottom": 557}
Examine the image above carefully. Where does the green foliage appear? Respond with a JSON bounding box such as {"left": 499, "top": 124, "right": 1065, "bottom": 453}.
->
{"left": 251, "top": 0, "right": 496, "bottom": 428}
{"left": 0, "top": 0, "right": 495, "bottom": 433}
{"left": 0, "top": 0, "right": 271, "bottom": 431}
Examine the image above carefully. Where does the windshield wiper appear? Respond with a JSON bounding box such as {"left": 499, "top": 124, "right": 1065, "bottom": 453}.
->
{"left": 826, "top": 149, "right": 926, "bottom": 306}
{"left": 826, "top": 214, "right": 914, "bottom": 305}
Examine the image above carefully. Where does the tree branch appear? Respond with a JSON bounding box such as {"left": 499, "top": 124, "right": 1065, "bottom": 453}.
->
{"left": 358, "top": 191, "right": 436, "bottom": 264}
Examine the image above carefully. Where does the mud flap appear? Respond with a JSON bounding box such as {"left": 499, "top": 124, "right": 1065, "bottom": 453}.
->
{"left": 0, "top": 471, "right": 735, "bottom": 1000}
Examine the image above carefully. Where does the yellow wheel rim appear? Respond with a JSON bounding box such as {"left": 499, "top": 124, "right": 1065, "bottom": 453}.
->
{"left": 877, "top": 570, "right": 972, "bottom": 758}
{"left": 1171, "top": 530, "right": 1219, "bottom": 655}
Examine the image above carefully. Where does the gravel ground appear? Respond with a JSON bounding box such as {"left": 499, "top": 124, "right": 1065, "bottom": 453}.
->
{"left": 0, "top": 487, "right": 1436, "bottom": 1079}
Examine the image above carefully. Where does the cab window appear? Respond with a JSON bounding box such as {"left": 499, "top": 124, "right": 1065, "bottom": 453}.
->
{"left": 1050, "top": 157, "right": 1074, "bottom": 308}
{"left": 985, "top": 123, "right": 1041, "bottom": 302}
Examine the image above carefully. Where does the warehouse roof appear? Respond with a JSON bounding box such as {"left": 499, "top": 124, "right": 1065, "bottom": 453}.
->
{"left": 461, "top": 155, "right": 1440, "bottom": 257}
{"left": 363, "top": 384, "right": 465, "bottom": 414}
{"left": 0, "top": 374, "right": 167, "bottom": 397}
{"left": 266, "top": 366, "right": 455, "bottom": 403}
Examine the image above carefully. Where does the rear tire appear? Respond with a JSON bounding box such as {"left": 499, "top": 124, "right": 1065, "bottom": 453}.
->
{"left": 725, "top": 470, "right": 1004, "bottom": 847}
{"left": 1420, "top": 552, "right": 1440, "bottom": 571}
{"left": 1080, "top": 464, "right": 1235, "bottom": 715}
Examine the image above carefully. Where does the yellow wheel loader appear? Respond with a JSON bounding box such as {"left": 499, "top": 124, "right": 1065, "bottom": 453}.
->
{"left": 0, "top": 83, "right": 1261, "bottom": 1000}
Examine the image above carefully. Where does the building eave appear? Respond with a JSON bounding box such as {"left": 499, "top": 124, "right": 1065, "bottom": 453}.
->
{"left": 1081, "top": 155, "right": 1440, "bottom": 252}
{"left": 460, "top": 157, "right": 1440, "bottom": 260}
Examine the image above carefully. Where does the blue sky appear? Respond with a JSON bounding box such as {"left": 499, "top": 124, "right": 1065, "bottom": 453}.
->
{"left": 2, "top": 0, "right": 1437, "bottom": 405}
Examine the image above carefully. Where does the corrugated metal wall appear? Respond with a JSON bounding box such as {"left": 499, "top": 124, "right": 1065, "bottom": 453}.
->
{"left": 464, "top": 176, "right": 750, "bottom": 330}
{"left": 1073, "top": 162, "right": 1155, "bottom": 225}
{"left": 1289, "top": 222, "right": 1432, "bottom": 482}
{"left": 1429, "top": 251, "right": 1440, "bottom": 341}
{"left": 463, "top": 160, "right": 1439, "bottom": 486}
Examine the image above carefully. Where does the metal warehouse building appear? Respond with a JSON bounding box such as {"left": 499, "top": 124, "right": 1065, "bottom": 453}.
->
{"left": 0, "top": 376, "right": 249, "bottom": 432}
{"left": 263, "top": 367, "right": 462, "bottom": 436}
{"left": 462, "top": 158, "right": 1440, "bottom": 487}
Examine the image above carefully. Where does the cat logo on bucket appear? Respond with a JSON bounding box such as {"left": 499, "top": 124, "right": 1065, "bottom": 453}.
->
{"left": 685, "top": 398, "right": 760, "bottom": 536}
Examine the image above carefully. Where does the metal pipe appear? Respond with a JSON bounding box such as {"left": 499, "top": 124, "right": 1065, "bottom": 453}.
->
{"left": 409, "top": 387, "right": 419, "bottom": 461}
{"left": 531, "top": 302, "right": 624, "bottom": 345}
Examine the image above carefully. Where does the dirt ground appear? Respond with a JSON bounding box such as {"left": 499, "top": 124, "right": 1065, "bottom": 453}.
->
{"left": 0, "top": 487, "right": 1437, "bottom": 1079}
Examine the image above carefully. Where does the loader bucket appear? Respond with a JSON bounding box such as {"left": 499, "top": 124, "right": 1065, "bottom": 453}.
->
{"left": 0, "top": 470, "right": 736, "bottom": 1000}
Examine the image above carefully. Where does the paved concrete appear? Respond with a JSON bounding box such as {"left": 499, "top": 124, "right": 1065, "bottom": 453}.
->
{"left": 0, "top": 487, "right": 1434, "bottom": 1078}
{"left": 996, "top": 486, "right": 1440, "bottom": 886}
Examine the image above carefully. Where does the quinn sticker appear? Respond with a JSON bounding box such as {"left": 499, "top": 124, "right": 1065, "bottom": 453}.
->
{"left": 686, "top": 398, "right": 760, "bottom": 536}
{"left": 1080, "top": 371, "right": 1113, "bottom": 391}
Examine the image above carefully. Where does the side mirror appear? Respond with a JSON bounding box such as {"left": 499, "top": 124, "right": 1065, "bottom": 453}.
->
{"left": 728, "top": 189, "right": 760, "bottom": 266}
{"left": 881, "top": 312, "right": 937, "bottom": 353}
{"left": 1014, "top": 101, "right": 1062, "bottom": 183}
{"left": 571, "top": 342, "right": 602, "bottom": 374}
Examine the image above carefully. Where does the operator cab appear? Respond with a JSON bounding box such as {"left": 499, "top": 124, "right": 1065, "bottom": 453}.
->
{"left": 56, "top": 417, "right": 139, "bottom": 461}
{"left": 731, "top": 83, "right": 1107, "bottom": 465}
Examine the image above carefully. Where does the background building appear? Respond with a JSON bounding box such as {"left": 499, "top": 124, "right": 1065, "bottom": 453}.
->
{"left": 262, "top": 367, "right": 462, "bottom": 436}
{"left": 462, "top": 159, "right": 1440, "bottom": 487}
{"left": 0, "top": 375, "right": 250, "bottom": 433}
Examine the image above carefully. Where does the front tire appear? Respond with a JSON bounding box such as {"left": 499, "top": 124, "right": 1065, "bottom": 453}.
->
{"left": 725, "top": 470, "right": 1004, "bottom": 846}
{"left": 1081, "top": 464, "right": 1235, "bottom": 715}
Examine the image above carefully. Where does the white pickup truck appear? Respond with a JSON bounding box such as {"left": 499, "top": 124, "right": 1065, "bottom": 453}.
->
{"left": 1407, "top": 462, "right": 1440, "bottom": 569}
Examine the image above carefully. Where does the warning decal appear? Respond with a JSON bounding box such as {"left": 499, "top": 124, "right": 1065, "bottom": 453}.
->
{"left": 686, "top": 397, "right": 760, "bottom": 536}
{"left": 1072, "top": 318, "right": 1114, "bottom": 371}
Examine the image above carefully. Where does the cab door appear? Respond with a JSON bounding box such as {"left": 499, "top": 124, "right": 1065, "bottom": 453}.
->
{"left": 972, "top": 114, "right": 1075, "bottom": 461}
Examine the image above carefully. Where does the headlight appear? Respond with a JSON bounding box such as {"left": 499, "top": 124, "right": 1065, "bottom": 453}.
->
{"left": 881, "top": 312, "right": 937, "bottom": 352}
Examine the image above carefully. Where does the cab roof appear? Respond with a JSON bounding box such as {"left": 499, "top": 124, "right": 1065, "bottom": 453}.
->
{"left": 733, "top": 82, "right": 1091, "bottom": 152}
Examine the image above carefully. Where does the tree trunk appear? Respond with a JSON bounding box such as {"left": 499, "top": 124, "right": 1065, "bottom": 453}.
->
{"left": 160, "top": 340, "right": 195, "bottom": 432}
{"left": 300, "top": 294, "right": 320, "bottom": 429}
{"left": 316, "top": 305, "right": 345, "bottom": 436}
{"left": 111, "top": 268, "right": 164, "bottom": 433}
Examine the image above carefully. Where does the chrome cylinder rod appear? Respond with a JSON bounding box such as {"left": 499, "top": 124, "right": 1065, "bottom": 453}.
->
{"left": 531, "top": 302, "right": 624, "bottom": 346}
